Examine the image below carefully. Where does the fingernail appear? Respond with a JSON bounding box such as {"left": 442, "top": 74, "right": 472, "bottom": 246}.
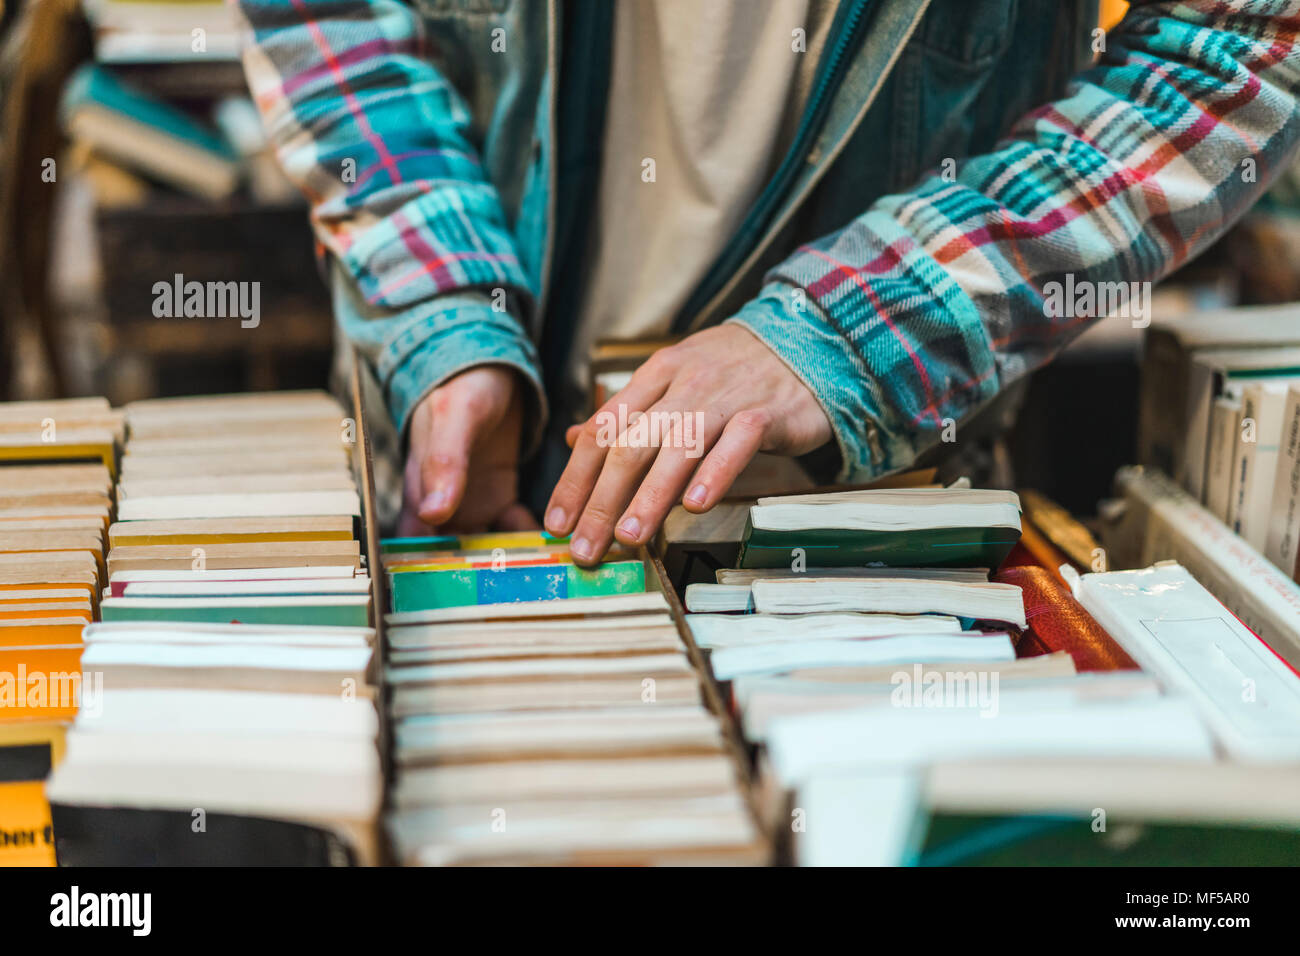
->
{"left": 617, "top": 516, "right": 642, "bottom": 541}
{"left": 685, "top": 483, "right": 708, "bottom": 507}
{"left": 421, "top": 489, "right": 449, "bottom": 515}
{"left": 545, "top": 506, "right": 566, "bottom": 532}
{"left": 569, "top": 536, "right": 592, "bottom": 561}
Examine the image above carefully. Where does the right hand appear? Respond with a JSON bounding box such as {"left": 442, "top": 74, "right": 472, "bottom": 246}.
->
{"left": 398, "top": 365, "right": 537, "bottom": 536}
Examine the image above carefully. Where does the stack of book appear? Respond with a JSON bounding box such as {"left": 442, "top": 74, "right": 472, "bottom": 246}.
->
{"left": 0, "top": 397, "right": 123, "bottom": 866}
{"left": 83, "top": 0, "right": 242, "bottom": 64}
{"left": 682, "top": 484, "right": 1300, "bottom": 865}
{"left": 1138, "top": 305, "right": 1300, "bottom": 578}
{"left": 44, "top": 390, "right": 382, "bottom": 865}
{"left": 383, "top": 531, "right": 764, "bottom": 865}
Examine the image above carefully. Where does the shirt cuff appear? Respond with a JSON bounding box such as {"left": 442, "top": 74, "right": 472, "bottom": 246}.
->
{"left": 332, "top": 265, "right": 547, "bottom": 457}
{"left": 727, "top": 280, "right": 915, "bottom": 483}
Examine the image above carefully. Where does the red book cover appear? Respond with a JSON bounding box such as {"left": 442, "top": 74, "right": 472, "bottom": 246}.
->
{"left": 996, "top": 564, "right": 1138, "bottom": 671}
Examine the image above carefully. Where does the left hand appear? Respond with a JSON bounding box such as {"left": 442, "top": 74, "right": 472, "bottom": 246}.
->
{"left": 544, "top": 323, "right": 833, "bottom": 565}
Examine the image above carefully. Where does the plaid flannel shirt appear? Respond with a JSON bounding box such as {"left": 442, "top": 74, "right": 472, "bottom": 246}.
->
{"left": 237, "top": 0, "right": 1300, "bottom": 482}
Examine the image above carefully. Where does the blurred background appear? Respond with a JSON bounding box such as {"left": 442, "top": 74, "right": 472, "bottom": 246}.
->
{"left": 1, "top": 0, "right": 1298, "bottom": 516}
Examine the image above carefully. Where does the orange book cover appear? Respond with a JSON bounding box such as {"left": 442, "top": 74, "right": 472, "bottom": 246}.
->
{"left": 0, "top": 607, "right": 91, "bottom": 623}
{"left": 0, "top": 645, "right": 85, "bottom": 721}
{"left": 0, "top": 622, "right": 86, "bottom": 648}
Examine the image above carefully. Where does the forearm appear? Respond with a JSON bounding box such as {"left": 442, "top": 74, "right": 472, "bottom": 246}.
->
{"left": 742, "top": 0, "right": 1300, "bottom": 481}
{"left": 236, "top": 0, "right": 545, "bottom": 439}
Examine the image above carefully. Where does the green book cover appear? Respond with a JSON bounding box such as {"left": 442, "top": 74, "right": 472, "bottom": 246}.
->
{"left": 101, "top": 602, "right": 369, "bottom": 627}
{"left": 918, "top": 813, "right": 1300, "bottom": 866}
{"left": 736, "top": 516, "right": 1021, "bottom": 570}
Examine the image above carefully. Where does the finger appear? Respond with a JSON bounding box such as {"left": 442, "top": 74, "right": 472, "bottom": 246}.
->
{"left": 415, "top": 397, "right": 493, "bottom": 526}
{"left": 614, "top": 424, "right": 716, "bottom": 547}
{"left": 567, "top": 405, "right": 682, "bottom": 564}
{"left": 681, "top": 408, "right": 770, "bottom": 512}
{"left": 545, "top": 401, "right": 664, "bottom": 539}
{"left": 495, "top": 502, "right": 540, "bottom": 532}
{"left": 545, "top": 351, "right": 685, "bottom": 538}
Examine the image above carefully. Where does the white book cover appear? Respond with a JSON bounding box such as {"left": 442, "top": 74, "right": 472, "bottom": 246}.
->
{"left": 1067, "top": 561, "right": 1300, "bottom": 762}
{"left": 765, "top": 696, "right": 1213, "bottom": 786}
{"left": 708, "top": 632, "right": 1014, "bottom": 681}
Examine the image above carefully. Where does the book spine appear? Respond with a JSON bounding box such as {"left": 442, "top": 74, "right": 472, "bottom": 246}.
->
{"left": 1179, "top": 361, "right": 1218, "bottom": 499}
{"left": 1227, "top": 389, "right": 1257, "bottom": 542}
{"left": 1266, "top": 388, "right": 1300, "bottom": 579}
{"left": 1204, "top": 397, "right": 1239, "bottom": 521}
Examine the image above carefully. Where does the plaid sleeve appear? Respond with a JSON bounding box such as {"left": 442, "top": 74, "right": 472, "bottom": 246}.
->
{"left": 733, "top": 0, "right": 1300, "bottom": 483}
{"left": 235, "top": 0, "right": 545, "bottom": 442}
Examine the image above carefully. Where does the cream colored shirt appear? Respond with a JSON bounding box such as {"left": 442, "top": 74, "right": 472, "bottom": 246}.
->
{"left": 569, "top": 0, "right": 836, "bottom": 392}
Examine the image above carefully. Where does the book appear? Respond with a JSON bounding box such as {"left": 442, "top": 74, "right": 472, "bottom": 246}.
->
{"left": 1136, "top": 304, "right": 1300, "bottom": 483}
{"left": 687, "top": 612, "right": 963, "bottom": 649}
{"left": 60, "top": 64, "right": 240, "bottom": 200}
{"left": 0, "top": 720, "right": 66, "bottom": 866}
{"left": 993, "top": 565, "right": 1136, "bottom": 671}
{"left": 387, "top": 793, "right": 763, "bottom": 866}
{"left": 683, "top": 583, "right": 753, "bottom": 612}
{"left": 1103, "top": 466, "right": 1300, "bottom": 669}
{"left": 1227, "top": 378, "right": 1295, "bottom": 548}
{"left": 922, "top": 758, "right": 1300, "bottom": 865}
{"left": 1265, "top": 384, "right": 1300, "bottom": 577}
{"left": 764, "top": 696, "right": 1214, "bottom": 787}
{"left": 736, "top": 662, "right": 1128, "bottom": 741}
{"left": 707, "top": 633, "right": 1016, "bottom": 681}
{"left": 1180, "top": 345, "right": 1300, "bottom": 499}
{"left": 388, "top": 560, "right": 645, "bottom": 612}
{"left": 99, "top": 594, "right": 371, "bottom": 627}
{"left": 736, "top": 487, "right": 1021, "bottom": 569}
{"left": 1067, "top": 561, "right": 1300, "bottom": 762}
{"left": 385, "top": 591, "right": 671, "bottom": 628}
{"left": 392, "top": 706, "right": 725, "bottom": 765}
{"left": 715, "top": 566, "right": 991, "bottom": 586}
{"left": 393, "top": 754, "right": 740, "bottom": 808}
{"left": 1204, "top": 391, "right": 1244, "bottom": 521}
{"left": 795, "top": 770, "right": 924, "bottom": 867}
{"left": 749, "top": 577, "right": 1027, "bottom": 628}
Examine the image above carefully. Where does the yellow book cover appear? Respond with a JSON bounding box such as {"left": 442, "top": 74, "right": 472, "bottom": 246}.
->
{"left": 0, "top": 721, "right": 67, "bottom": 867}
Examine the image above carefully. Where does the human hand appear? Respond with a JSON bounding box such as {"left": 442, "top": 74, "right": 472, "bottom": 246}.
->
{"left": 398, "top": 364, "right": 536, "bottom": 536}
{"left": 543, "top": 323, "right": 832, "bottom": 564}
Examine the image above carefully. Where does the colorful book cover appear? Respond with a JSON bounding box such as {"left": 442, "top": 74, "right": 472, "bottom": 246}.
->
{"left": 389, "top": 560, "right": 646, "bottom": 612}
{"left": 380, "top": 531, "right": 570, "bottom": 554}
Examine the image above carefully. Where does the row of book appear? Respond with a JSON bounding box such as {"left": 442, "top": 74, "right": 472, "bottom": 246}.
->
{"left": 380, "top": 532, "right": 764, "bottom": 865}
{"left": 680, "top": 483, "right": 1300, "bottom": 864}
{"left": 1139, "top": 303, "right": 1300, "bottom": 580}
{"left": 1, "top": 391, "right": 385, "bottom": 865}
{"left": 0, "top": 398, "right": 124, "bottom": 865}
